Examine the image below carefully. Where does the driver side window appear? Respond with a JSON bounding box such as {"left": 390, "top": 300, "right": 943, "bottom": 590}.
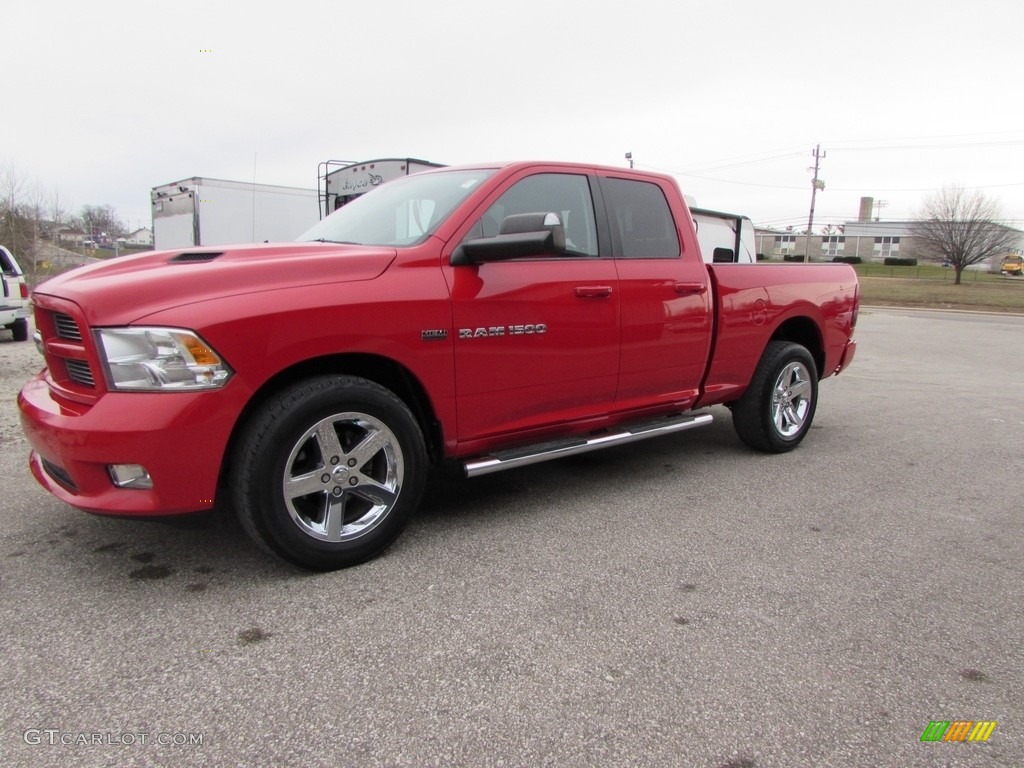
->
{"left": 463, "top": 173, "right": 599, "bottom": 256}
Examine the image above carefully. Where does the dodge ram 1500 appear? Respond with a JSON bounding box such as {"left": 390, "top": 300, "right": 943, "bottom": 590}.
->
{"left": 19, "top": 162, "right": 858, "bottom": 569}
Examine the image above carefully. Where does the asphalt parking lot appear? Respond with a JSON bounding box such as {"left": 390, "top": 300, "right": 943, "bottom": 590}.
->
{"left": 1, "top": 308, "right": 1021, "bottom": 768}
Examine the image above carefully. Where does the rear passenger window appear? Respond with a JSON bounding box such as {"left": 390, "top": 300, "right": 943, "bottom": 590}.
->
{"left": 602, "top": 178, "right": 679, "bottom": 259}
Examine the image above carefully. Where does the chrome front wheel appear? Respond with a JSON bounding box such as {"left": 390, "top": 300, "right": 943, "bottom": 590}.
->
{"left": 283, "top": 412, "right": 404, "bottom": 543}
{"left": 233, "top": 376, "right": 427, "bottom": 570}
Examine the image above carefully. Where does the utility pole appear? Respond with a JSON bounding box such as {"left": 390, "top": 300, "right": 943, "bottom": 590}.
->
{"left": 806, "top": 144, "right": 825, "bottom": 262}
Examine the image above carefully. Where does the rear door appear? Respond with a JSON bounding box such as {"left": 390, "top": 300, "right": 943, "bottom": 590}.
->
{"left": 597, "top": 174, "right": 713, "bottom": 411}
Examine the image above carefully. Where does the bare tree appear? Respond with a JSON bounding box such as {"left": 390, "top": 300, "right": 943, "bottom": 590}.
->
{"left": 912, "top": 186, "right": 1020, "bottom": 285}
{"left": 24, "top": 183, "right": 72, "bottom": 271}
{"left": 0, "top": 159, "right": 26, "bottom": 211}
{"left": 1, "top": 162, "right": 83, "bottom": 279}
{"left": 78, "top": 204, "right": 126, "bottom": 241}
{"left": 0, "top": 161, "right": 33, "bottom": 259}
{"left": 48, "top": 187, "right": 71, "bottom": 229}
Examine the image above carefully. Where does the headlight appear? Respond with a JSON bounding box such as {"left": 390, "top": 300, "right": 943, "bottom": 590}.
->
{"left": 96, "top": 327, "right": 232, "bottom": 391}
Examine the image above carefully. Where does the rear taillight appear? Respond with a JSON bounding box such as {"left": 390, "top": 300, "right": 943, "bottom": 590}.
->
{"left": 20, "top": 283, "right": 29, "bottom": 299}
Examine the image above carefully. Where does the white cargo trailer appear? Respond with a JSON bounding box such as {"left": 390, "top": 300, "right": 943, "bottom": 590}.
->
{"left": 151, "top": 177, "right": 319, "bottom": 250}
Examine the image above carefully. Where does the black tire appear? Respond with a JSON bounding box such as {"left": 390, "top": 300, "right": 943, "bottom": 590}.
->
{"left": 732, "top": 341, "right": 818, "bottom": 453}
{"left": 232, "top": 375, "right": 428, "bottom": 570}
{"left": 11, "top": 318, "right": 29, "bottom": 342}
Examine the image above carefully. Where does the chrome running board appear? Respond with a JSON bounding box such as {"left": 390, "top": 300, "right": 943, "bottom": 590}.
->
{"left": 463, "top": 412, "right": 713, "bottom": 478}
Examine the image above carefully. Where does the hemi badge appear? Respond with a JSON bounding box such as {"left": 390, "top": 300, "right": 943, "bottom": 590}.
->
{"left": 421, "top": 329, "right": 448, "bottom": 341}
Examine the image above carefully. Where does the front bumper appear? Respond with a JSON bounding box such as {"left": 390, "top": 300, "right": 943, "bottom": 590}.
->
{"left": 18, "top": 372, "right": 241, "bottom": 516}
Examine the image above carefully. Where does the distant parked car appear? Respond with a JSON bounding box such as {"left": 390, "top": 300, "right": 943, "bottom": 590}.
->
{"left": 0, "top": 245, "right": 30, "bottom": 342}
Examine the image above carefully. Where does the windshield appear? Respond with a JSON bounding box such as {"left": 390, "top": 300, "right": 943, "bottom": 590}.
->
{"left": 298, "top": 169, "right": 495, "bottom": 247}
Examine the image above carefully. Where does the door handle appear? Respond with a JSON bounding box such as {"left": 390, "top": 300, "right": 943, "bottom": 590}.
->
{"left": 674, "top": 282, "right": 707, "bottom": 296}
{"left": 575, "top": 285, "right": 613, "bottom": 298}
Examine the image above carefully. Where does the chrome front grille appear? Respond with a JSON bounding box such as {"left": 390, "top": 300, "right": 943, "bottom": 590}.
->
{"left": 54, "top": 313, "right": 82, "bottom": 340}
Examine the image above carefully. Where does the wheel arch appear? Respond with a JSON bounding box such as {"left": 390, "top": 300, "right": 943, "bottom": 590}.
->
{"left": 221, "top": 354, "right": 444, "bottom": 492}
{"left": 769, "top": 316, "right": 824, "bottom": 379}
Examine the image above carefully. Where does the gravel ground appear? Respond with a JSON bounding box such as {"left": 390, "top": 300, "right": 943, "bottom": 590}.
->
{"left": 0, "top": 309, "right": 1021, "bottom": 768}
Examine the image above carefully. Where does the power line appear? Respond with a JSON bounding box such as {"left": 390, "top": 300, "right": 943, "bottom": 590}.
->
{"left": 831, "top": 140, "right": 1024, "bottom": 152}
{"left": 635, "top": 136, "right": 1024, "bottom": 225}
{"left": 667, "top": 151, "right": 806, "bottom": 175}
{"left": 661, "top": 173, "right": 1024, "bottom": 193}
{"left": 644, "top": 133, "right": 1024, "bottom": 177}
{"left": 640, "top": 132, "right": 1024, "bottom": 191}
{"left": 830, "top": 128, "right": 1024, "bottom": 143}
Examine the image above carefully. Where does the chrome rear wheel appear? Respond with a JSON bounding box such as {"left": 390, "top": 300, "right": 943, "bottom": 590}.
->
{"left": 733, "top": 341, "right": 818, "bottom": 453}
{"left": 771, "top": 361, "right": 813, "bottom": 439}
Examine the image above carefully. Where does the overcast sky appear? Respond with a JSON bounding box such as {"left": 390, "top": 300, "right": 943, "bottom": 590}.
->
{"left": 4, "top": 0, "right": 1024, "bottom": 234}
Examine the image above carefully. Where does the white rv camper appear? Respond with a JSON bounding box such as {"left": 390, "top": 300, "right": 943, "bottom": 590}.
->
{"left": 690, "top": 207, "right": 757, "bottom": 264}
{"left": 319, "top": 158, "right": 444, "bottom": 217}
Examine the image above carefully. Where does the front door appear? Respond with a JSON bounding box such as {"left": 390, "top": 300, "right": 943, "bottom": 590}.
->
{"left": 443, "top": 171, "right": 620, "bottom": 444}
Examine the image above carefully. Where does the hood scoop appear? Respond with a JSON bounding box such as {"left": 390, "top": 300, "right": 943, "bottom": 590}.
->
{"left": 170, "top": 251, "right": 223, "bottom": 263}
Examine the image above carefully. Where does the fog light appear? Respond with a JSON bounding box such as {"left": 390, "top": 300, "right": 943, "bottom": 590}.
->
{"left": 108, "top": 464, "right": 153, "bottom": 489}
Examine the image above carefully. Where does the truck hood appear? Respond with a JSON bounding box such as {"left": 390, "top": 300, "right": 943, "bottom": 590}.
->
{"left": 33, "top": 242, "right": 397, "bottom": 325}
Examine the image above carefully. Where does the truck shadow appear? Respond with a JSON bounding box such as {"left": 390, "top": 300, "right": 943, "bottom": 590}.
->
{"left": 8, "top": 409, "right": 743, "bottom": 578}
{"left": 416, "top": 408, "right": 742, "bottom": 528}
{"left": 6, "top": 505, "right": 299, "bottom": 584}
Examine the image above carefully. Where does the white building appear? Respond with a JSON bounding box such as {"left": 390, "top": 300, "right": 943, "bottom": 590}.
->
{"left": 126, "top": 227, "right": 153, "bottom": 247}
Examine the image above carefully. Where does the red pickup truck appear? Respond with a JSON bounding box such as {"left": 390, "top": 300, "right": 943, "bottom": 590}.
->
{"left": 19, "top": 162, "right": 858, "bottom": 569}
